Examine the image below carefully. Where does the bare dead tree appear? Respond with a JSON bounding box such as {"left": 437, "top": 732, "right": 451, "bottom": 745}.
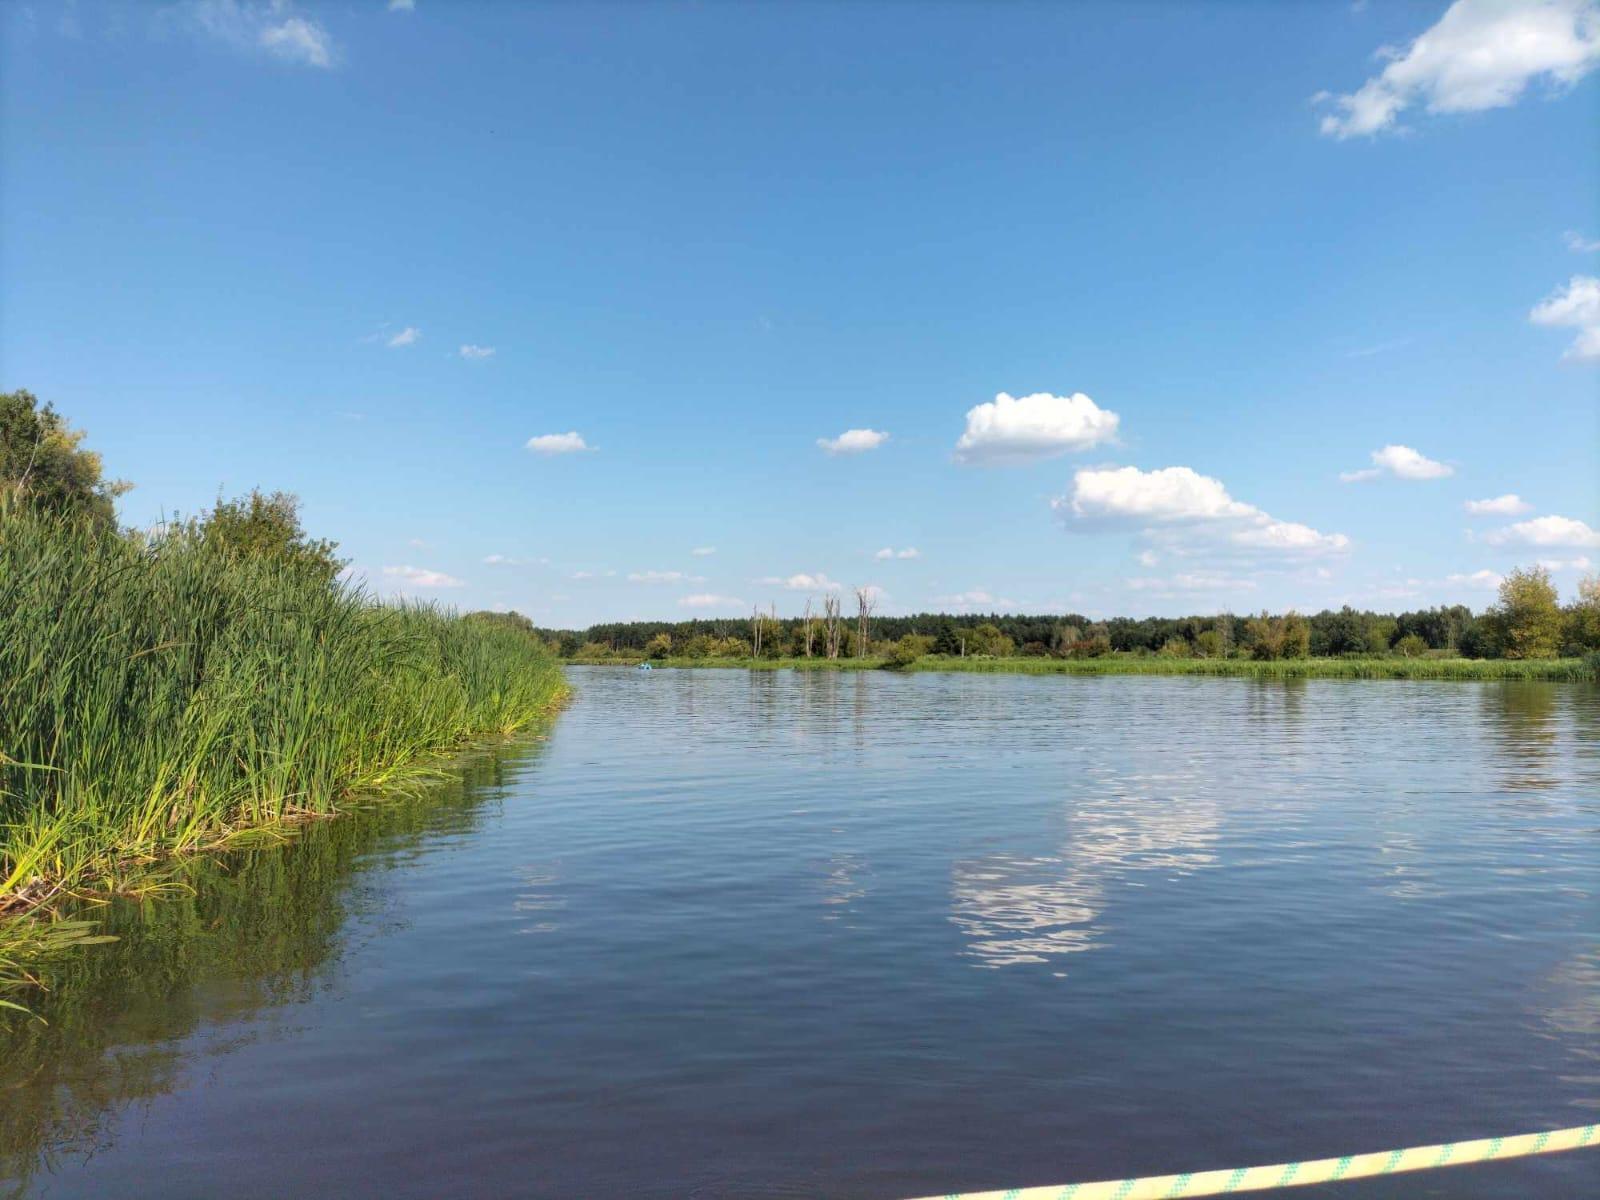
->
{"left": 750, "top": 604, "right": 762, "bottom": 658}
{"left": 802, "top": 597, "right": 815, "bottom": 658}
{"left": 823, "top": 593, "right": 841, "bottom": 659}
{"left": 854, "top": 587, "right": 876, "bottom": 660}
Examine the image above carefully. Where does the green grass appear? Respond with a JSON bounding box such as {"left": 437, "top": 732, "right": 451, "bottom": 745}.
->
{"left": 0, "top": 504, "right": 567, "bottom": 990}
{"left": 574, "top": 654, "right": 1598, "bottom": 681}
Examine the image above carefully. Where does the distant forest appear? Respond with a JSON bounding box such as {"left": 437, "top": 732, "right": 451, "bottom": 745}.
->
{"left": 471, "top": 568, "right": 1600, "bottom": 663}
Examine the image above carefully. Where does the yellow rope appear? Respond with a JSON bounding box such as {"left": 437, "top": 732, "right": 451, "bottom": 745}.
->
{"left": 901, "top": 1123, "right": 1598, "bottom": 1199}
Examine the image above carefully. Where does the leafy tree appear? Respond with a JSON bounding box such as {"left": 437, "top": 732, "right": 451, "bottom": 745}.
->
{"left": 1193, "top": 629, "right": 1223, "bottom": 658}
{"left": 645, "top": 632, "right": 673, "bottom": 660}
{"left": 1563, "top": 573, "right": 1600, "bottom": 653}
{"left": 1394, "top": 633, "right": 1428, "bottom": 658}
{"left": 884, "top": 635, "right": 924, "bottom": 670}
{"left": 197, "top": 489, "right": 345, "bottom": 582}
{"left": 1487, "top": 567, "right": 1563, "bottom": 659}
{"left": 0, "top": 389, "right": 128, "bottom": 525}
{"left": 1157, "top": 636, "right": 1190, "bottom": 658}
{"left": 1365, "top": 617, "right": 1397, "bottom": 654}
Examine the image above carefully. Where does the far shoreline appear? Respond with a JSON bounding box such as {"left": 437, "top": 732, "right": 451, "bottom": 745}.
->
{"left": 564, "top": 655, "right": 1597, "bottom": 682}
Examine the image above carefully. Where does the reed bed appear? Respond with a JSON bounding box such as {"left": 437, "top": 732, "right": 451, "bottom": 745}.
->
{"left": 0, "top": 506, "right": 567, "bottom": 942}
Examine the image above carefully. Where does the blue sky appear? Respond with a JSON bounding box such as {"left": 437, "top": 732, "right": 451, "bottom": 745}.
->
{"left": 3, "top": 0, "right": 1598, "bottom": 627}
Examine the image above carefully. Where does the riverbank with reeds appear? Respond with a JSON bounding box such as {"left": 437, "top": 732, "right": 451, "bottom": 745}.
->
{"left": 571, "top": 654, "right": 1599, "bottom": 681}
{"left": 0, "top": 505, "right": 567, "bottom": 996}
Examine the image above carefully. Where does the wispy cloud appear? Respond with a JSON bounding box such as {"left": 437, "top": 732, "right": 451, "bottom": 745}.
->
{"left": 756, "top": 572, "right": 841, "bottom": 591}
{"left": 459, "top": 344, "right": 495, "bottom": 359}
{"left": 387, "top": 325, "right": 421, "bottom": 347}
{"left": 934, "top": 588, "right": 1016, "bottom": 611}
{"left": 185, "top": 1, "right": 337, "bottom": 69}
{"left": 1565, "top": 230, "right": 1600, "bottom": 252}
{"left": 818, "top": 428, "right": 889, "bottom": 455}
{"left": 1465, "top": 494, "right": 1531, "bottom": 515}
{"left": 691, "top": 546, "right": 717, "bottom": 557}
{"left": 526, "top": 432, "right": 591, "bottom": 455}
{"left": 1316, "top": 0, "right": 1600, "bottom": 139}
{"left": 679, "top": 593, "right": 744, "bottom": 609}
{"left": 382, "top": 564, "right": 464, "bottom": 588}
{"left": 628, "top": 570, "right": 705, "bottom": 584}
{"left": 388, "top": 0, "right": 416, "bottom": 11}
{"left": 1339, "top": 444, "right": 1453, "bottom": 482}
{"left": 873, "top": 546, "right": 921, "bottom": 560}
{"left": 1529, "top": 275, "right": 1600, "bottom": 360}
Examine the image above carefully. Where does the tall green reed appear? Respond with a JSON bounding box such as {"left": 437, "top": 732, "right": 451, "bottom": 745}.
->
{"left": 0, "top": 503, "right": 566, "bottom": 912}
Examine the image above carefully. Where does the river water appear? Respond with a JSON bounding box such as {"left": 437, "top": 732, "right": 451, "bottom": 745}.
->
{"left": 3, "top": 668, "right": 1597, "bottom": 1197}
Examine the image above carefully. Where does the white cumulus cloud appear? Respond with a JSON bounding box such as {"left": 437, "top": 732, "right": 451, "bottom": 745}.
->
{"left": 818, "top": 428, "right": 889, "bottom": 455}
{"left": 679, "top": 593, "right": 745, "bottom": 610}
{"left": 1485, "top": 514, "right": 1600, "bottom": 547}
{"left": 1056, "top": 465, "right": 1349, "bottom": 557}
{"left": 459, "top": 344, "right": 495, "bottom": 359}
{"left": 1529, "top": 275, "right": 1600, "bottom": 360}
{"left": 953, "top": 391, "right": 1120, "bottom": 465}
{"left": 874, "top": 546, "right": 921, "bottom": 560}
{"left": 526, "top": 432, "right": 591, "bottom": 455}
{"left": 1340, "top": 444, "right": 1453, "bottom": 482}
{"left": 1465, "top": 493, "right": 1532, "bottom": 515}
{"left": 382, "top": 564, "right": 464, "bottom": 588}
{"left": 1317, "top": 0, "right": 1600, "bottom": 139}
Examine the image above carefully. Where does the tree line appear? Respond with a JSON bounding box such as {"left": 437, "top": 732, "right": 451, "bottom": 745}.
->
{"left": 520, "top": 568, "right": 1600, "bottom": 664}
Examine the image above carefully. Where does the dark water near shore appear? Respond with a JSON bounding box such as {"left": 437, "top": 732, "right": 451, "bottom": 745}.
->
{"left": 3, "top": 669, "right": 1598, "bottom": 1198}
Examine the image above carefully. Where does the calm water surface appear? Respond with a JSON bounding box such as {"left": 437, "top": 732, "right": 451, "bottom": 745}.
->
{"left": 3, "top": 669, "right": 1598, "bottom": 1198}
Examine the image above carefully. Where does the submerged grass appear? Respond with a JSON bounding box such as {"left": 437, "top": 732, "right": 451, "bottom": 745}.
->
{"left": 588, "top": 654, "right": 1598, "bottom": 681}
{"left": 0, "top": 505, "right": 567, "bottom": 992}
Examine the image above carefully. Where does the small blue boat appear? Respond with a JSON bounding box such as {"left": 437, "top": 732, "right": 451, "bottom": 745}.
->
{"left": 636, "top": 661, "right": 653, "bottom": 671}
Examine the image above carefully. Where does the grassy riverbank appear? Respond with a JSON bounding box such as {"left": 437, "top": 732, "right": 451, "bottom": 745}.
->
{"left": 576, "top": 654, "right": 1599, "bottom": 681}
{"left": 1, "top": 506, "right": 566, "bottom": 994}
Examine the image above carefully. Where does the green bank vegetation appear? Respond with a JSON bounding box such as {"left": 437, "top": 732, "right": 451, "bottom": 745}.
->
{"left": 0, "top": 391, "right": 566, "bottom": 991}
{"left": 542, "top": 555, "right": 1600, "bottom": 683}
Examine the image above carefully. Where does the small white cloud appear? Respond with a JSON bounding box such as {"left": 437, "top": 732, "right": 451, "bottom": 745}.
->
{"left": 1317, "top": 0, "right": 1600, "bottom": 139}
{"left": 1136, "top": 549, "right": 1160, "bottom": 568}
{"left": 873, "top": 546, "right": 920, "bottom": 560}
{"left": 260, "top": 14, "right": 332, "bottom": 66}
{"left": 1565, "top": 230, "right": 1600, "bottom": 252}
{"left": 679, "top": 593, "right": 745, "bottom": 610}
{"left": 691, "top": 546, "right": 717, "bottom": 557}
{"left": 382, "top": 564, "right": 464, "bottom": 588}
{"left": 483, "top": 554, "right": 525, "bottom": 566}
{"left": 756, "top": 572, "right": 841, "bottom": 592}
{"left": 818, "top": 428, "right": 889, "bottom": 455}
{"left": 459, "top": 344, "right": 495, "bottom": 360}
{"left": 408, "top": 537, "right": 431, "bottom": 549}
{"left": 628, "top": 570, "right": 705, "bottom": 584}
{"left": 954, "top": 391, "right": 1120, "bottom": 465}
{"left": 388, "top": 0, "right": 415, "bottom": 10}
{"left": 387, "top": 326, "right": 421, "bottom": 348}
{"left": 1465, "top": 493, "right": 1532, "bottom": 515}
{"left": 1444, "top": 568, "right": 1505, "bottom": 589}
{"left": 1538, "top": 554, "right": 1593, "bottom": 570}
{"left": 526, "top": 432, "right": 591, "bottom": 455}
{"left": 1529, "top": 275, "right": 1600, "bottom": 360}
{"left": 1485, "top": 514, "right": 1600, "bottom": 548}
{"left": 1340, "top": 444, "right": 1453, "bottom": 482}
